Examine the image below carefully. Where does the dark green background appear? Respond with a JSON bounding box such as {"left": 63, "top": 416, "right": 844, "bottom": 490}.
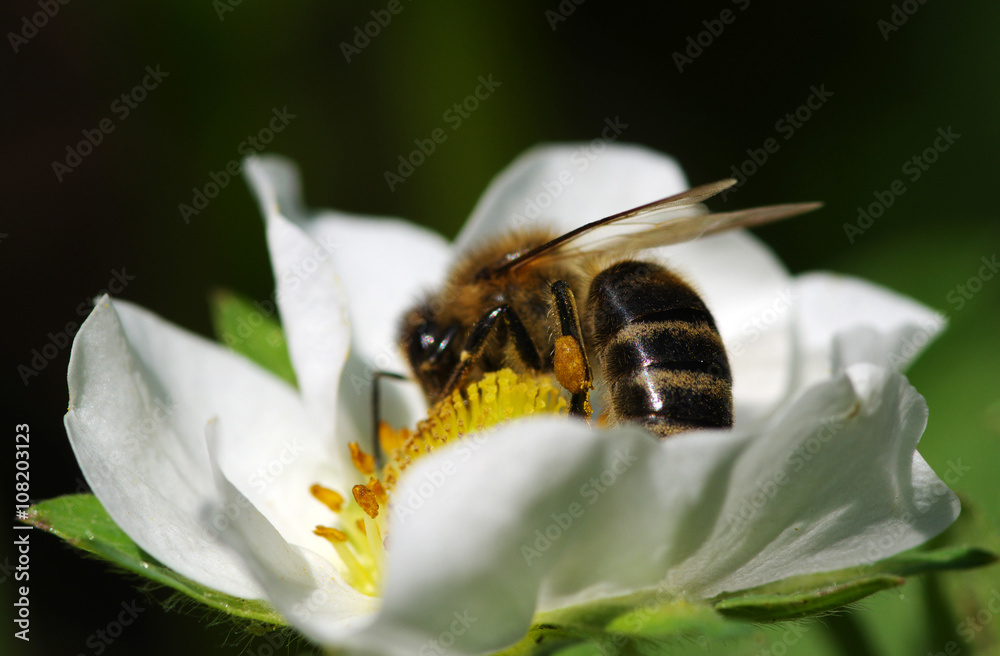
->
{"left": 4, "top": 1, "right": 998, "bottom": 655}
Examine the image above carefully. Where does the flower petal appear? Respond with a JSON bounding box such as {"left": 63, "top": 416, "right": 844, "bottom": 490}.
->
{"left": 793, "top": 272, "right": 946, "bottom": 390}
{"left": 249, "top": 166, "right": 351, "bottom": 442}
{"left": 64, "top": 296, "right": 308, "bottom": 599}
{"left": 204, "top": 422, "right": 378, "bottom": 640}
{"left": 245, "top": 155, "right": 452, "bottom": 431}
{"left": 295, "top": 213, "right": 451, "bottom": 429}
{"left": 303, "top": 214, "right": 450, "bottom": 364}
{"left": 670, "top": 363, "right": 959, "bottom": 597}
{"left": 454, "top": 143, "right": 689, "bottom": 252}
{"left": 351, "top": 364, "right": 956, "bottom": 654}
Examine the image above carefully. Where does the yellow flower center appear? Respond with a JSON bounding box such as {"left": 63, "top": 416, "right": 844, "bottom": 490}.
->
{"left": 309, "top": 368, "right": 567, "bottom": 595}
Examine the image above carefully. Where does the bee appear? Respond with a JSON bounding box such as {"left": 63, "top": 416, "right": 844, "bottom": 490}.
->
{"left": 398, "top": 179, "right": 819, "bottom": 438}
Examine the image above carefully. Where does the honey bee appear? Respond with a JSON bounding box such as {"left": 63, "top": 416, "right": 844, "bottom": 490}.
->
{"left": 398, "top": 179, "right": 819, "bottom": 438}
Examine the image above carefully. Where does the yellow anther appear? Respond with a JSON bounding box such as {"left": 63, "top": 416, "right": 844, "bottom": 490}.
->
{"left": 310, "top": 484, "right": 344, "bottom": 512}
{"left": 353, "top": 484, "right": 380, "bottom": 518}
{"left": 367, "top": 477, "right": 388, "bottom": 505}
{"left": 313, "top": 525, "right": 348, "bottom": 542}
{"left": 310, "top": 369, "right": 569, "bottom": 597}
{"left": 379, "top": 421, "right": 405, "bottom": 455}
{"left": 349, "top": 442, "right": 375, "bottom": 475}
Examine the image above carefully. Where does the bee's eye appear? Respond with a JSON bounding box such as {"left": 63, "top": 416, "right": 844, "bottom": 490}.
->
{"left": 428, "top": 325, "right": 458, "bottom": 365}
{"left": 408, "top": 322, "right": 437, "bottom": 365}
{"left": 419, "top": 328, "right": 436, "bottom": 352}
{"left": 408, "top": 321, "right": 457, "bottom": 367}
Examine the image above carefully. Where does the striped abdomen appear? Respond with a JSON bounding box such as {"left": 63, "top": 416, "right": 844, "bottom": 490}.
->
{"left": 586, "top": 260, "right": 732, "bottom": 438}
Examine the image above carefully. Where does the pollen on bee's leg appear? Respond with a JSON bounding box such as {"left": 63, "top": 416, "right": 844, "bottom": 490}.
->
{"left": 554, "top": 335, "right": 590, "bottom": 394}
{"left": 310, "top": 484, "right": 345, "bottom": 512}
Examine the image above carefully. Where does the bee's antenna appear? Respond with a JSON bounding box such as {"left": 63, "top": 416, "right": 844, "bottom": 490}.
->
{"left": 371, "top": 371, "right": 408, "bottom": 468}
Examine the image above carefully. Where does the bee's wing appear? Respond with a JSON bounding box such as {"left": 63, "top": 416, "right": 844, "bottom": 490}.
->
{"left": 490, "top": 179, "right": 732, "bottom": 275}
{"left": 543, "top": 201, "right": 822, "bottom": 264}
{"left": 494, "top": 179, "right": 819, "bottom": 274}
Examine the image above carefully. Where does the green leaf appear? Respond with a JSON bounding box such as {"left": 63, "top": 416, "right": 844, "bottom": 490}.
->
{"left": 209, "top": 289, "right": 296, "bottom": 385}
{"left": 24, "top": 494, "right": 285, "bottom": 626}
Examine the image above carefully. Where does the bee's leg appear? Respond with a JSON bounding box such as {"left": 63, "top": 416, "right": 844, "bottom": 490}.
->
{"left": 441, "top": 305, "right": 543, "bottom": 399}
{"left": 371, "top": 370, "right": 407, "bottom": 467}
{"left": 550, "top": 281, "right": 593, "bottom": 419}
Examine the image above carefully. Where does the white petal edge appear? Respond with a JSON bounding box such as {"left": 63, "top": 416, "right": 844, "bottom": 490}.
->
{"left": 292, "top": 213, "right": 451, "bottom": 433}
{"left": 245, "top": 155, "right": 452, "bottom": 433}
{"left": 301, "top": 213, "right": 451, "bottom": 370}
{"left": 336, "top": 364, "right": 958, "bottom": 656}
{"left": 64, "top": 295, "right": 314, "bottom": 599}
{"left": 454, "top": 143, "right": 689, "bottom": 253}
{"left": 793, "top": 272, "right": 947, "bottom": 392}
{"left": 262, "top": 198, "right": 351, "bottom": 445}
{"left": 66, "top": 296, "right": 367, "bottom": 597}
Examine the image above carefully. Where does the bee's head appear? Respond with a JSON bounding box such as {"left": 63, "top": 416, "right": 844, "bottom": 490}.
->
{"left": 399, "top": 303, "right": 460, "bottom": 403}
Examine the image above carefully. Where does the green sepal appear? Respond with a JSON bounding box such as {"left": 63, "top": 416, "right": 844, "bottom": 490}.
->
{"left": 713, "top": 574, "right": 904, "bottom": 621}
{"left": 711, "top": 545, "right": 997, "bottom": 622}
{"left": 209, "top": 288, "right": 296, "bottom": 386}
{"left": 489, "top": 544, "right": 998, "bottom": 656}
{"left": 24, "top": 494, "right": 285, "bottom": 627}
{"left": 491, "top": 594, "right": 750, "bottom": 656}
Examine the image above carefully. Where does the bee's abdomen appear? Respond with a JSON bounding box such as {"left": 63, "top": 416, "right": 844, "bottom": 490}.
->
{"left": 586, "top": 260, "right": 733, "bottom": 438}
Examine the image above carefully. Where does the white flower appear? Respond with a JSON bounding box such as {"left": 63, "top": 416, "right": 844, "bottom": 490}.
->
{"left": 65, "top": 144, "right": 959, "bottom": 655}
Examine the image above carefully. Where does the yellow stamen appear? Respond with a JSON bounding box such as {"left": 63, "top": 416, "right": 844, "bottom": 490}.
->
{"left": 367, "top": 477, "right": 388, "bottom": 505}
{"left": 314, "top": 525, "right": 376, "bottom": 594}
{"left": 353, "top": 484, "right": 380, "bottom": 518}
{"left": 362, "top": 513, "right": 386, "bottom": 571}
{"left": 349, "top": 442, "right": 375, "bottom": 475}
{"left": 305, "top": 369, "right": 568, "bottom": 597}
{"left": 379, "top": 420, "right": 405, "bottom": 454}
{"left": 314, "top": 525, "right": 348, "bottom": 542}
{"left": 310, "top": 484, "right": 344, "bottom": 512}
